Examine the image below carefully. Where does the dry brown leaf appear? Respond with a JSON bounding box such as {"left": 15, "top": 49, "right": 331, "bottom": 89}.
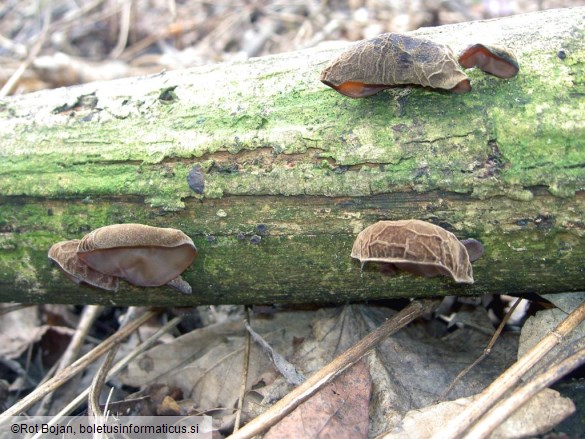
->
{"left": 0, "top": 306, "right": 75, "bottom": 370}
{"left": 245, "top": 321, "right": 305, "bottom": 385}
{"left": 119, "top": 311, "right": 314, "bottom": 421}
{"left": 119, "top": 305, "right": 517, "bottom": 434}
{"left": 0, "top": 305, "right": 40, "bottom": 359}
{"left": 280, "top": 306, "right": 516, "bottom": 436}
{"left": 263, "top": 360, "right": 371, "bottom": 439}
{"left": 518, "top": 305, "right": 585, "bottom": 379}
{"left": 381, "top": 388, "right": 574, "bottom": 439}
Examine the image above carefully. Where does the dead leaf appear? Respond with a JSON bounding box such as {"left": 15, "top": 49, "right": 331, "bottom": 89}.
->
{"left": 119, "top": 305, "right": 517, "bottom": 434}
{"left": 245, "top": 321, "right": 305, "bottom": 385}
{"left": 263, "top": 360, "right": 371, "bottom": 439}
{"left": 542, "top": 292, "right": 585, "bottom": 314}
{"left": 0, "top": 305, "right": 40, "bottom": 359}
{"left": 381, "top": 388, "right": 574, "bottom": 439}
{"left": 120, "top": 311, "right": 315, "bottom": 423}
{"left": 518, "top": 306, "right": 585, "bottom": 379}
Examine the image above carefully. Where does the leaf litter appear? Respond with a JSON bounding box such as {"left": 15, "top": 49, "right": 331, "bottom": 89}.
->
{"left": 0, "top": 299, "right": 581, "bottom": 437}
{"left": 119, "top": 304, "right": 523, "bottom": 436}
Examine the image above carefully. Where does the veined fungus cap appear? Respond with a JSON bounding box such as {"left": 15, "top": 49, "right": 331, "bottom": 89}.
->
{"left": 320, "top": 33, "right": 471, "bottom": 97}
{"left": 351, "top": 220, "right": 482, "bottom": 284}
{"left": 77, "top": 224, "right": 197, "bottom": 287}
{"left": 48, "top": 239, "right": 119, "bottom": 291}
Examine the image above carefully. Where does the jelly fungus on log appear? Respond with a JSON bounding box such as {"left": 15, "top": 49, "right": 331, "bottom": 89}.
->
{"left": 48, "top": 239, "right": 119, "bottom": 292}
{"left": 187, "top": 164, "right": 205, "bottom": 195}
{"left": 77, "top": 224, "right": 196, "bottom": 291}
{"left": 460, "top": 238, "right": 484, "bottom": 263}
{"left": 458, "top": 44, "right": 519, "bottom": 79}
{"left": 351, "top": 220, "right": 483, "bottom": 284}
{"left": 320, "top": 33, "right": 471, "bottom": 98}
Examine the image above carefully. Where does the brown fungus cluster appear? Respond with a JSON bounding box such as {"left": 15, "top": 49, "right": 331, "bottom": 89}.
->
{"left": 458, "top": 43, "right": 519, "bottom": 79}
{"left": 320, "top": 33, "right": 470, "bottom": 97}
{"left": 351, "top": 220, "right": 483, "bottom": 284}
{"left": 49, "top": 224, "right": 197, "bottom": 294}
{"left": 320, "top": 33, "right": 518, "bottom": 97}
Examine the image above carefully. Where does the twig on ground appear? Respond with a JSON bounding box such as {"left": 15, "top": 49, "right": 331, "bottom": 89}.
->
{"left": 0, "top": 5, "right": 51, "bottom": 97}
{"left": 88, "top": 307, "right": 140, "bottom": 417}
{"left": 226, "top": 300, "right": 439, "bottom": 439}
{"left": 233, "top": 306, "right": 252, "bottom": 433}
{"left": 0, "top": 308, "right": 157, "bottom": 420}
{"left": 469, "top": 346, "right": 585, "bottom": 438}
{"left": 437, "top": 299, "right": 585, "bottom": 439}
{"left": 29, "top": 314, "right": 184, "bottom": 439}
{"left": 59, "top": 306, "right": 105, "bottom": 370}
{"left": 109, "top": 0, "right": 132, "bottom": 59}
{"left": 35, "top": 305, "right": 104, "bottom": 415}
{"left": 438, "top": 297, "right": 523, "bottom": 401}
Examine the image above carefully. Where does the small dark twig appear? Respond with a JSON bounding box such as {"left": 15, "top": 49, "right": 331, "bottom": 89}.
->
{"left": 438, "top": 297, "right": 523, "bottom": 401}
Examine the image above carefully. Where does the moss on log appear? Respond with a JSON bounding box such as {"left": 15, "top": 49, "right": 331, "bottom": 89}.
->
{"left": 0, "top": 8, "right": 584, "bottom": 306}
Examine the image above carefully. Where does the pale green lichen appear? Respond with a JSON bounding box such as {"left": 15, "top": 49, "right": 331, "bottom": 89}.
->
{"left": 0, "top": 29, "right": 583, "bottom": 212}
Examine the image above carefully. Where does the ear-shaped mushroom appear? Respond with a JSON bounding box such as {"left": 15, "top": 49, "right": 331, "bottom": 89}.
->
{"left": 460, "top": 238, "right": 484, "bottom": 263}
{"left": 458, "top": 44, "right": 519, "bottom": 79}
{"left": 48, "top": 240, "right": 119, "bottom": 291}
{"left": 351, "top": 220, "right": 481, "bottom": 284}
{"left": 320, "top": 33, "right": 471, "bottom": 97}
{"left": 76, "top": 224, "right": 197, "bottom": 288}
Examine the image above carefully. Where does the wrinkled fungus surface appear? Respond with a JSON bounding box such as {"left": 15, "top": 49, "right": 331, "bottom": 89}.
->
{"left": 48, "top": 239, "right": 119, "bottom": 291}
{"left": 351, "top": 220, "right": 479, "bottom": 284}
{"left": 320, "top": 33, "right": 471, "bottom": 97}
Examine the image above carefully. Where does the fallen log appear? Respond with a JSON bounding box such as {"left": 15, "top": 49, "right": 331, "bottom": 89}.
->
{"left": 0, "top": 8, "right": 583, "bottom": 306}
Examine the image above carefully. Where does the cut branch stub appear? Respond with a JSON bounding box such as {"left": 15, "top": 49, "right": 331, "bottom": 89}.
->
{"left": 48, "top": 240, "right": 119, "bottom": 292}
{"left": 77, "top": 224, "right": 197, "bottom": 288}
{"left": 351, "top": 220, "right": 481, "bottom": 284}
{"left": 320, "top": 33, "right": 471, "bottom": 98}
{"left": 458, "top": 44, "right": 519, "bottom": 78}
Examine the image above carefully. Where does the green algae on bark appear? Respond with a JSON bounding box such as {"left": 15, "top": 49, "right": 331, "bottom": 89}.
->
{"left": 0, "top": 9, "right": 584, "bottom": 303}
{"left": 0, "top": 189, "right": 583, "bottom": 305}
{"left": 1, "top": 11, "right": 584, "bottom": 210}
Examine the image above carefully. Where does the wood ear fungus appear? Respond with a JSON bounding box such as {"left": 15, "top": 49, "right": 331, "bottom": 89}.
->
{"left": 460, "top": 238, "right": 484, "bottom": 263}
{"left": 458, "top": 44, "right": 519, "bottom": 79}
{"left": 49, "top": 224, "right": 197, "bottom": 294}
{"left": 48, "top": 240, "right": 119, "bottom": 292}
{"left": 320, "top": 33, "right": 471, "bottom": 97}
{"left": 187, "top": 165, "right": 205, "bottom": 194}
{"left": 351, "top": 220, "right": 482, "bottom": 284}
{"left": 77, "top": 224, "right": 196, "bottom": 289}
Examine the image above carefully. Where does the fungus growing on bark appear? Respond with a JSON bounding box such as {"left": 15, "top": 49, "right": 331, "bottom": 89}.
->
{"left": 458, "top": 44, "right": 519, "bottom": 78}
{"left": 250, "top": 235, "right": 262, "bottom": 245}
{"left": 460, "top": 238, "right": 484, "bottom": 263}
{"left": 187, "top": 164, "right": 205, "bottom": 194}
{"left": 320, "top": 33, "right": 471, "bottom": 97}
{"left": 351, "top": 220, "right": 482, "bottom": 284}
{"left": 48, "top": 239, "right": 119, "bottom": 292}
{"left": 76, "top": 224, "right": 196, "bottom": 292}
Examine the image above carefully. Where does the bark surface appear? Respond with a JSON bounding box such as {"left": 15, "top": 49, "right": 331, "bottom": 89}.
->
{"left": 0, "top": 8, "right": 584, "bottom": 306}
